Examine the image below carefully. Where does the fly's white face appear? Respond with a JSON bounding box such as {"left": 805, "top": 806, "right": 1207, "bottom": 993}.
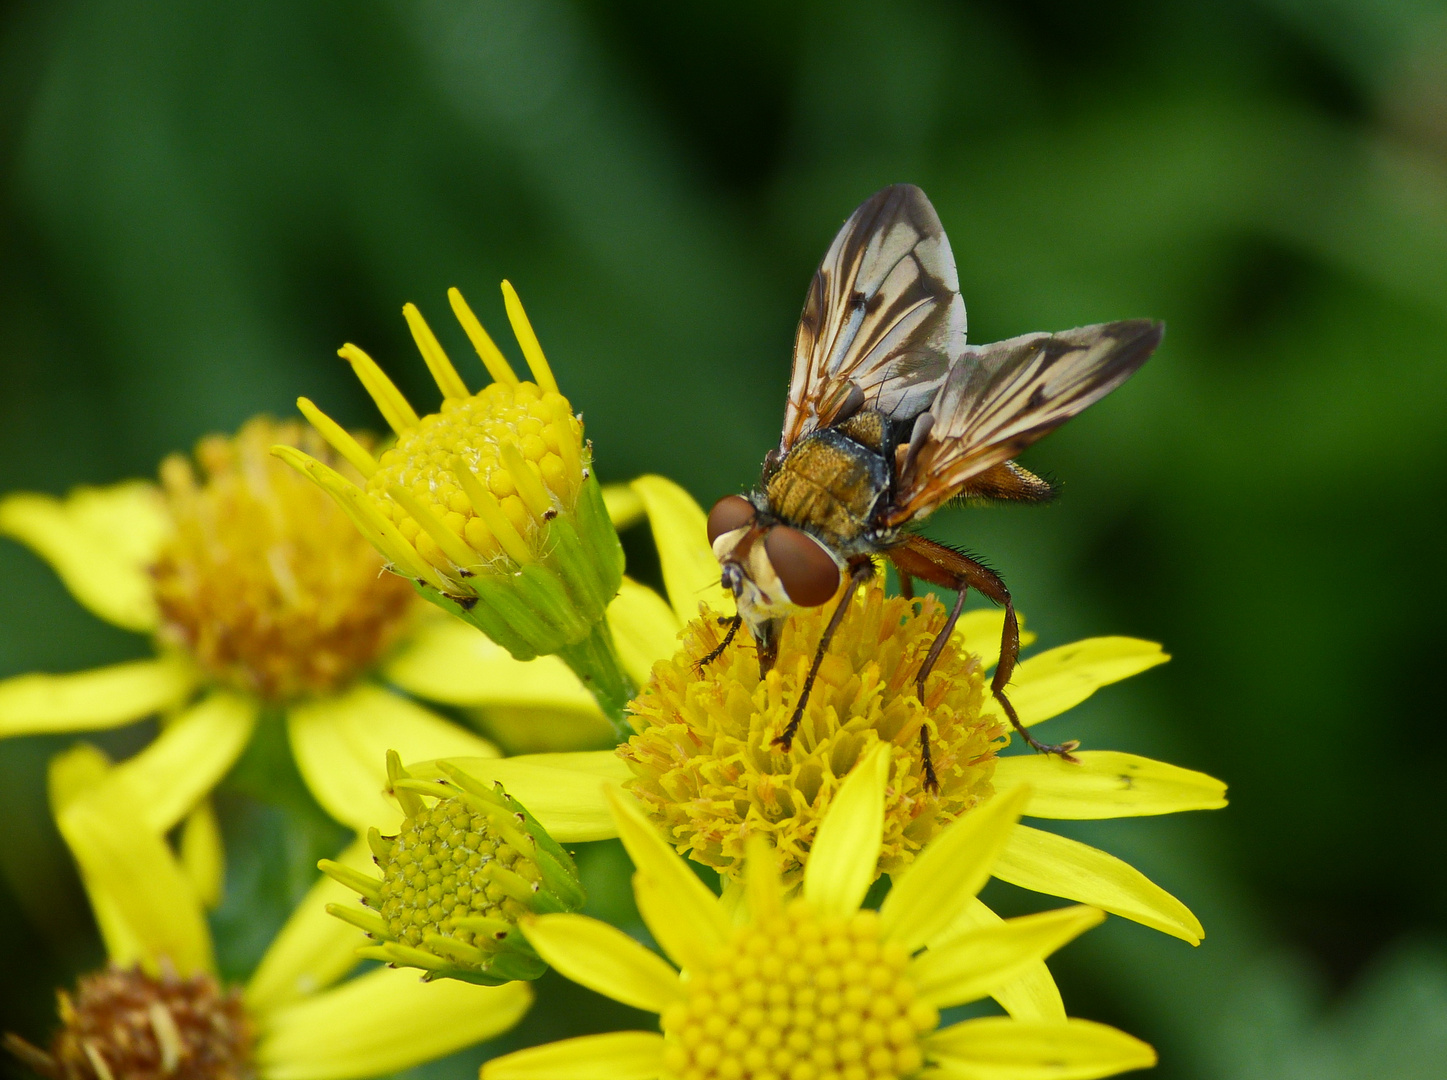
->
{"left": 712, "top": 525, "right": 800, "bottom": 638}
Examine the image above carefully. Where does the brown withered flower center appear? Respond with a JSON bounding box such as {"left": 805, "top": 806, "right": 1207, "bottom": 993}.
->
{"left": 151, "top": 417, "right": 416, "bottom": 702}
{"left": 4, "top": 966, "right": 253, "bottom": 1080}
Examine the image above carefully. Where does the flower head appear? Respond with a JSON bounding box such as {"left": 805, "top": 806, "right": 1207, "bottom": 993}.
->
{"left": 610, "top": 475, "right": 1228, "bottom": 946}
{"left": 153, "top": 416, "right": 416, "bottom": 703}
{"left": 322, "top": 753, "right": 585, "bottom": 985}
{"left": 276, "top": 282, "right": 633, "bottom": 725}
{"left": 5, "top": 966, "right": 252, "bottom": 1080}
{"left": 482, "top": 746, "right": 1157, "bottom": 1080}
{"left": 11, "top": 741, "right": 532, "bottom": 1080}
{"left": 624, "top": 584, "right": 1005, "bottom": 887}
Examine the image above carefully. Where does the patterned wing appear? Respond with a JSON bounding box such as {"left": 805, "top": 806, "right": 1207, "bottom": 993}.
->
{"left": 888, "top": 320, "right": 1163, "bottom": 525}
{"left": 780, "top": 184, "right": 966, "bottom": 454}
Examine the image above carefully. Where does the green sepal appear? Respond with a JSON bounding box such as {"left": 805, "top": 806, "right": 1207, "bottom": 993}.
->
{"left": 411, "top": 579, "right": 538, "bottom": 660}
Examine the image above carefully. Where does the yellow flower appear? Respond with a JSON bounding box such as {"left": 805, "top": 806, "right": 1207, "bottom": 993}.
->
{"left": 608, "top": 476, "right": 1227, "bottom": 948}
{"left": 0, "top": 416, "right": 642, "bottom": 893}
{"left": 277, "top": 282, "right": 636, "bottom": 730}
{"left": 8, "top": 739, "right": 532, "bottom": 1080}
{"left": 482, "top": 746, "right": 1156, "bottom": 1080}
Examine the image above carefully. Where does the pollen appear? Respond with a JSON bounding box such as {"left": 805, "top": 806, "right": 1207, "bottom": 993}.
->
{"left": 621, "top": 583, "right": 1006, "bottom": 889}
{"left": 659, "top": 903, "right": 937, "bottom": 1080}
{"left": 3, "top": 965, "right": 253, "bottom": 1080}
{"left": 365, "top": 380, "right": 584, "bottom": 574}
{"left": 151, "top": 417, "right": 415, "bottom": 703}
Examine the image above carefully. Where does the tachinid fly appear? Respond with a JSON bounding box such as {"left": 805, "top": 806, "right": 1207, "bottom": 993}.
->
{"left": 705, "top": 184, "right": 1162, "bottom": 790}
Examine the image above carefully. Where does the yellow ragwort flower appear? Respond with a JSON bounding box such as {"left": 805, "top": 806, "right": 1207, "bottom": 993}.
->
{"left": 321, "top": 753, "right": 585, "bottom": 984}
{"left": 482, "top": 747, "right": 1157, "bottom": 1080}
{"left": 277, "top": 282, "right": 635, "bottom": 729}
{"left": 4, "top": 741, "right": 531, "bottom": 1080}
{"left": 0, "top": 416, "right": 643, "bottom": 894}
{"left": 536, "top": 475, "right": 1227, "bottom": 948}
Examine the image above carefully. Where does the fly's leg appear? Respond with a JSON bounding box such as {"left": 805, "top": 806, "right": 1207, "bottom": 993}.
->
{"left": 888, "top": 535, "right": 1080, "bottom": 765}
{"left": 695, "top": 614, "right": 742, "bottom": 671}
{"left": 772, "top": 558, "right": 874, "bottom": 752}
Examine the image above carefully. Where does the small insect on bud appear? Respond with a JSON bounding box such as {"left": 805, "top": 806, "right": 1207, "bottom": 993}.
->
{"left": 321, "top": 752, "right": 585, "bottom": 985}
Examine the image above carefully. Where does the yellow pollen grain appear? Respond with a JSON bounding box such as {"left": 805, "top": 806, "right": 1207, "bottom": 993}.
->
{"left": 620, "top": 582, "right": 1006, "bottom": 889}
{"left": 663, "top": 904, "right": 934, "bottom": 1080}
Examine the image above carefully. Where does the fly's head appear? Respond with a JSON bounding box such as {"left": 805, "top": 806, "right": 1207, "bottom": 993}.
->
{"left": 707, "top": 494, "right": 842, "bottom": 640}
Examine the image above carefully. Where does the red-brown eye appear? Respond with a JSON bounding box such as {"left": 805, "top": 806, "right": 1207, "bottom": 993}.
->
{"left": 707, "top": 495, "right": 756, "bottom": 544}
{"left": 764, "top": 526, "right": 840, "bottom": 607}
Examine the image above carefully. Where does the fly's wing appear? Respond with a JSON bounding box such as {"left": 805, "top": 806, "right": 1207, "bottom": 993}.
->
{"left": 887, "top": 319, "right": 1163, "bottom": 525}
{"left": 780, "top": 184, "right": 965, "bottom": 454}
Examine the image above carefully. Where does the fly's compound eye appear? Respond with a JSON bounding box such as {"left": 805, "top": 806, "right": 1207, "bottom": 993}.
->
{"left": 707, "top": 494, "right": 756, "bottom": 545}
{"left": 764, "top": 526, "right": 841, "bottom": 607}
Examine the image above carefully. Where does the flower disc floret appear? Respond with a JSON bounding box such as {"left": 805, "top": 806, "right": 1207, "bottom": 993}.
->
{"left": 151, "top": 417, "right": 414, "bottom": 702}
{"left": 322, "top": 754, "right": 586, "bottom": 985}
{"left": 4, "top": 965, "right": 253, "bottom": 1080}
{"left": 622, "top": 583, "right": 1006, "bottom": 888}
{"left": 660, "top": 903, "right": 937, "bottom": 1080}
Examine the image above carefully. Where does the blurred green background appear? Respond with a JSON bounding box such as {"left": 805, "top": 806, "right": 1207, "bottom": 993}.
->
{"left": 2, "top": 1, "right": 1446, "bottom": 1078}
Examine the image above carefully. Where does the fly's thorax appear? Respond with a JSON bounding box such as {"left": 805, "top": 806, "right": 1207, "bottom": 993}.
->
{"left": 764, "top": 429, "right": 890, "bottom": 549}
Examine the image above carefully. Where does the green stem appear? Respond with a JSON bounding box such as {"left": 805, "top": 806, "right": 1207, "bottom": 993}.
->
{"left": 557, "top": 619, "right": 636, "bottom": 742}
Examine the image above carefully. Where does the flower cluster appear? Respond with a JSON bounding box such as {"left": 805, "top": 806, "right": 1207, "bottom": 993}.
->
{"left": 0, "top": 278, "right": 1226, "bottom": 1080}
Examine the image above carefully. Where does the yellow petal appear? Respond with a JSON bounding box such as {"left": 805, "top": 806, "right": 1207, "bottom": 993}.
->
{"left": 483, "top": 1032, "right": 665, "bottom": 1080}
{"left": 56, "top": 780, "right": 213, "bottom": 976}
{"left": 926, "top": 1017, "right": 1156, "bottom": 1080}
{"left": 0, "top": 484, "right": 168, "bottom": 632}
{"left": 109, "top": 691, "right": 257, "bottom": 833}
{"left": 0, "top": 655, "right": 197, "bottom": 736}
{"left": 247, "top": 837, "right": 372, "bottom": 1013}
{"left": 408, "top": 752, "right": 626, "bottom": 842}
{"left": 803, "top": 743, "right": 889, "bottom": 919}
{"left": 938, "top": 899, "right": 1066, "bottom": 1022}
{"left": 606, "top": 785, "right": 730, "bottom": 971}
{"left": 287, "top": 685, "right": 498, "bottom": 832}
{"left": 995, "top": 751, "right": 1227, "bottom": 819}
{"left": 993, "top": 825, "right": 1203, "bottom": 945}
{"left": 953, "top": 610, "right": 1035, "bottom": 671}
{"left": 989, "top": 638, "right": 1169, "bottom": 728}
{"left": 179, "top": 799, "right": 225, "bottom": 908}
{"left": 630, "top": 475, "right": 730, "bottom": 622}
{"left": 467, "top": 705, "right": 614, "bottom": 755}
{"left": 607, "top": 577, "right": 683, "bottom": 687}
{"left": 910, "top": 906, "right": 1104, "bottom": 1009}
{"left": 744, "top": 834, "right": 783, "bottom": 925}
{"left": 382, "top": 613, "right": 598, "bottom": 711}
{"left": 879, "top": 784, "right": 1031, "bottom": 953}
{"left": 602, "top": 483, "right": 646, "bottom": 530}
{"left": 522, "top": 913, "right": 682, "bottom": 1013}
{"left": 256, "top": 968, "right": 531, "bottom": 1080}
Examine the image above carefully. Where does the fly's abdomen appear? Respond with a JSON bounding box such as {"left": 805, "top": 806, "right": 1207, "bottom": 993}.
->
{"left": 765, "top": 430, "right": 889, "bottom": 546}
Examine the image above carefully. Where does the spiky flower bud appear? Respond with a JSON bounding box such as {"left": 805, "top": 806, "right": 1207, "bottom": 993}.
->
{"left": 321, "top": 753, "right": 585, "bottom": 985}
{"left": 276, "top": 282, "right": 633, "bottom": 728}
